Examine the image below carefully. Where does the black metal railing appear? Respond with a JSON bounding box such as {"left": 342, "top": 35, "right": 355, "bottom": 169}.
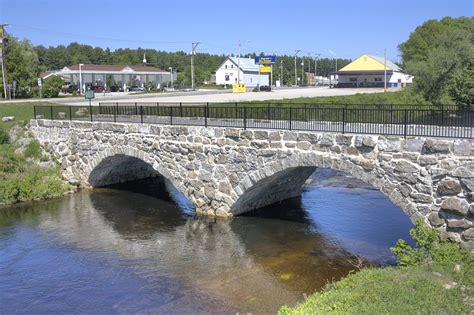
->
{"left": 33, "top": 103, "right": 473, "bottom": 139}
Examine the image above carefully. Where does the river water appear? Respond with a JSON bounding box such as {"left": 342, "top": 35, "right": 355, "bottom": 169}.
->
{"left": 0, "top": 169, "right": 414, "bottom": 314}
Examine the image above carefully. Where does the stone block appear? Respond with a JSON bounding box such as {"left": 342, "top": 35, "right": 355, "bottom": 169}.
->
{"left": 422, "top": 139, "right": 451, "bottom": 154}
{"left": 336, "top": 134, "right": 352, "bottom": 146}
{"left": 447, "top": 219, "right": 472, "bottom": 229}
{"left": 428, "top": 212, "right": 445, "bottom": 227}
{"left": 402, "top": 138, "right": 425, "bottom": 153}
{"left": 394, "top": 160, "right": 419, "bottom": 173}
{"left": 440, "top": 197, "right": 469, "bottom": 216}
{"left": 463, "top": 228, "right": 474, "bottom": 241}
{"left": 436, "top": 179, "right": 462, "bottom": 196}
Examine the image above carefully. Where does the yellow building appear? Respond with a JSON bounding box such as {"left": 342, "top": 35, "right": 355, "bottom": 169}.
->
{"left": 336, "top": 54, "right": 413, "bottom": 88}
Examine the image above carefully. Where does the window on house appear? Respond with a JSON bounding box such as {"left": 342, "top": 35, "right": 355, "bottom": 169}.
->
{"left": 225, "top": 65, "right": 227, "bottom": 69}
{"left": 231, "top": 65, "right": 234, "bottom": 68}
{"left": 349, "top": 77, "right": 357, "bottom": 82}
{"left": 374, "top": 77, "right": 382, "bottom": 81}
{"left": 398, "top": 79, "right": 402, "bottom": 83}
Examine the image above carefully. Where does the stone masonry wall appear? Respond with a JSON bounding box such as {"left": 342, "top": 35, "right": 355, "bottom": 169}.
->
{"left": 30, "top": 119, "right": 474, "bottom": 249}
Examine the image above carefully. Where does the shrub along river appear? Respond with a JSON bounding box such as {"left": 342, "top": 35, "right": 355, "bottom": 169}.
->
{"left": 0, "top": 169, "right": 415, "bottom": 314}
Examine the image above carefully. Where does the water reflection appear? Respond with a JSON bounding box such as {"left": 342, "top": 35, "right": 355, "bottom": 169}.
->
{"left": 0, "top": 169, "right": 414, "bottom": 314}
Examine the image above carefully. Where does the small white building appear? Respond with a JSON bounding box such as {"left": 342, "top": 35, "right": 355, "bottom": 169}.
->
{"left": 215, "top": 57, "right": 269, "bottom": 87}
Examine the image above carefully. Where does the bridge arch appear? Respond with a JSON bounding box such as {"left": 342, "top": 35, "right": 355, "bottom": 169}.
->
{"left": 230, "top": 152, "right": 421, "bottom": 223}
{"left": 84, "top": 146, "right": 192, "bottom": 208}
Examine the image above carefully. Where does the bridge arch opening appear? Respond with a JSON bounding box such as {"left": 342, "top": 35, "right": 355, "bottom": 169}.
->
{"left": 88, "top": 154, "right": 195, "bottom": 213}
{"left": 231, "top": 160, "right": 422, "bottom": 226}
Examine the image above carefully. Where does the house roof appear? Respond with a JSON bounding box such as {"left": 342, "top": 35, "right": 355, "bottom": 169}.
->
{"left": 338, "top": 54, "right": 401, "bottom": 73}
{"left": 64, "top": 64, "right": 165, "bottom": 73}
{"left": 228, "top": 57, "right": 260, "bottom": 72}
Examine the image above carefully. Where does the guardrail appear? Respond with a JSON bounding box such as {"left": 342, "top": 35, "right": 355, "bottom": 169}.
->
{"left": 33, "top": 103, "right": 473, "bottom": 139}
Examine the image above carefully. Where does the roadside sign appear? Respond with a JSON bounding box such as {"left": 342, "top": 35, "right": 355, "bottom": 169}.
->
{"left": 85, "top": 90, "right": 95, "bottom": 100}
{"left": 232, "top": 84, "right": 246, "bottom": 93}
{"left": 260, "top": 66, "right": 271, "bottom": 73}
{"left": 37, "top": 78, "right": 42, "bottom": 87}
{"left": 255, "top": 56, "right": 276, "bottom": 65}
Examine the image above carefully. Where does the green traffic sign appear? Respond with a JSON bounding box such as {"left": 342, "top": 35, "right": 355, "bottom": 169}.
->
{"left": 85, "top": 90, "right": 95, "bottom": 100}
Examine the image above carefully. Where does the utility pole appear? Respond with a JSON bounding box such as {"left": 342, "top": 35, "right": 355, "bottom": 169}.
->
{"left": 0, "top": 24, "right": 9, "bottom": 99}
{"left": 237, "top": 40, "right": 241, "bottom": 84}
{"left": 384, "top": 48, "right": 387, "bottom": 92}
{"left": 294, "top": 49, "right": 301, "bottom": 86}
{"left": 280, "top": 60, "right": 283, "bottom": 86}
{"left": 191, "top": 42, "right": 200, "bottom": 91}
{"left": 314, "top": 54, "right": 320, "bottom": 84}
{"left": 301, "top": 60, "right": 304, "bottom": 86}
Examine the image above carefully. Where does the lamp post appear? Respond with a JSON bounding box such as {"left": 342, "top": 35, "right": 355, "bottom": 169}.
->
{"left": 79, "top": 63, "right": 84, "bottom": 95}
{"left": 237, "top": 40, "right": 250, "bottom": 84}
{"left": 301, "top": 61, "right": 304, "bottom": 86}
{"left": 168, "top": 67, "right": 173, "bottom": 88}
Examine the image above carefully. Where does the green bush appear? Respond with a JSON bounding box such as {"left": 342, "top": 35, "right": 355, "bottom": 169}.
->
{"left": 0, "top": 166, "right": 68, "bottom": 204}
{"left": 390, "top": 219, "right": 440, "bottom": 266}
{"left": 0, "top": 128, "right": 9, "bottom": 144}
{"left": 42, "top": 76, "right": 64, "bottom": 98}
{"left": 23, "top": 140, "right": 42, "bottom": 159}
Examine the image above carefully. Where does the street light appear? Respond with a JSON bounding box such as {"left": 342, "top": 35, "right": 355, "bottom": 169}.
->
{"left": 168, "top": 67, "right": 173, "bottom": 88}
{"left": 79, "top": 63, "right": 84, "bottom": 94}
{"left": 301, "top": 61, "right": 304, "bottom": 86}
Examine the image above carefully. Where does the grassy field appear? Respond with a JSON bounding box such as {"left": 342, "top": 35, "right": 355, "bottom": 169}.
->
{"left": 0, "top": 102, "right": 40, "bottom": 132}
{"left": 280, "top": 222, "right": 474, "bottom": 314}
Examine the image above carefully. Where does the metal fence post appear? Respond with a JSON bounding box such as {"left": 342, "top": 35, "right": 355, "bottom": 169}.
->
{"left": 69, "top": 106, "right": 72, "bottom": 121}
{"left": 289, "top": 107, "right": 292, "bottom": 130}
{"left": 135, "top": 102, "right": 138, "bottom": 115}
{"left": 33, "top": 106, "right": 36, "bottom": 119}
{"left": 205, "top": 102, "right": 208, "bottom": 128}
{"left": 342, "top": 106, "right": 346, "bottom": 134}
{"left": 140, "top": 106, "right": 144, "bottom": 124}
{"left": 170, "top": 106, "right": 173, "bottom": 125}
{"left": 243, "top": 106, "right": 247, "bottom": 130}
{"left": 50, "top": 106, "right": 54, "bottom": 120}
{"left": 89, "top": 103, "right": 93, "bottom": 122}
{"left": 403, "top": 109, "right": 408, "bottom": 139}
{"left": 180, "top": 102, "right": 183, "bottom": 117}
{"left": 113, "top": 104, "right": 116, "bottom": 123}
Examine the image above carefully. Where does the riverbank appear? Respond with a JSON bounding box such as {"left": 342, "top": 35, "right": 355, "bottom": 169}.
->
{"left": 279, "top": 221, "right": 474, "bottom": 314}
{"left": 0, "top": 102, "right": 71, "bottom": 205}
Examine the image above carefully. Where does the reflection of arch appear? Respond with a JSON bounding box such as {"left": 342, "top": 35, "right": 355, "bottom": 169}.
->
{"left": 231, "top": 153, "right": 418, "bottom": 223}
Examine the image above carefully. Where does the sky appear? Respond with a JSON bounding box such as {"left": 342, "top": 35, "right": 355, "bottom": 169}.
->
{"left": 0, "top": 0, "right": 472, "bottom": 61}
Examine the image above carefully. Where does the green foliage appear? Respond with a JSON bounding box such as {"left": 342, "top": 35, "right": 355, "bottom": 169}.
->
{"left": 23, "top": 140, "right": 42, "bottom": 159}
{"left": 391, "top": 219, "right": 439, "bottom": 266}
{"left": 399, "top": 17, "right": 474, "bottom": 106}
{"left": 41, "top": 75, "right": 64, "bottom": 98}
{"left": 0, "top": 36, "right": 40, "bottom": 98}
{"left": 0, "top": 166, "right": 67, "bottom": 204}
{"left": 0, "top": 128, "right": 9, "bottom": 144}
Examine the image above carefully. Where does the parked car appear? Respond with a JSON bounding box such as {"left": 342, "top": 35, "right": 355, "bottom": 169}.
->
{"left": 109, "top": 85, "right": 124, "bottom": 92}
{"left": 259, "top": 85, "right": 272, "bottom": 92}
{"left": 128, "top": 86, "right": 143, "bottom": 92}
{"left": 61, "top": 84, "right": 78, "bottom": 94}
{"left": 93, "top": 85, "right": 105, "bottom": 93}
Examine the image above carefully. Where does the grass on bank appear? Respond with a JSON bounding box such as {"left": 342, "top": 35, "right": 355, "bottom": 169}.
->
{"left": 0, "top": 102, "right": 69, "bottom": 205}
{"left": 279, "top": 221, "right": 474, "bottom": 314}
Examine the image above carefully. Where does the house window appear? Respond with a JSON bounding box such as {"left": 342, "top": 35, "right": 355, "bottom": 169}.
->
{"left": 225, "top": 65, "right": 228, "bottom": 69}
{"left": 231, "top": 65, "right": 234, "bottom": 68}
{"left": 349, "top": 77, "right": 357, "bottom": 82}
{"left": 374, "top": 77, "right": 382, "bottom": 81}
{"left": 398, "top": 79, "right": 402, "bottom": 83}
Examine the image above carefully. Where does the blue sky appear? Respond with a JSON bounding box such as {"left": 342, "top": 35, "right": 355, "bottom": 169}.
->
{"left": 0, "top": 0, "right": 472, "bottom": 61}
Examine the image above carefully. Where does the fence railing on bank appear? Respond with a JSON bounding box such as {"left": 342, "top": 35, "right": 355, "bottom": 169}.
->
{"left": 33, "top": 103, "right": 473, "bottom": 139}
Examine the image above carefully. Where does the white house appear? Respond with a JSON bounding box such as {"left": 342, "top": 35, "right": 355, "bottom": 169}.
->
{"left": 215, "top": 57, "right": 269, "bottom": 87}
{"left": 336, "top": 54, "right": 413, "bottom": 88}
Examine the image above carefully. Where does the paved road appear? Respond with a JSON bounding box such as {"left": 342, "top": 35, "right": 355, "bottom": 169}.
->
{"left": 46, "top": 87, "right": 388, "bottom": 106}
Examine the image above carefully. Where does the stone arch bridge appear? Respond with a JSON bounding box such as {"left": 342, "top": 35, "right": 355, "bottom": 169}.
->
{"left": 30, "top": 119, "right": 473, "bottom": 248}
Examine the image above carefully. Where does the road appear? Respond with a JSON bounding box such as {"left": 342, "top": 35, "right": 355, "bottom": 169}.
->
{"left": 38, "top": 86, "right": 388, "bottom": 106}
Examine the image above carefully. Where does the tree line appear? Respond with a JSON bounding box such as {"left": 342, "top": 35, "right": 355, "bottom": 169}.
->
{"left": 0, "top": 15, "right": 472, "bottom": 107}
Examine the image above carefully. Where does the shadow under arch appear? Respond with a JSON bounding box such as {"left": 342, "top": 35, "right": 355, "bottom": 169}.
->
{"left": 87, "top": 152, "right": 195, "bottom": 213}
